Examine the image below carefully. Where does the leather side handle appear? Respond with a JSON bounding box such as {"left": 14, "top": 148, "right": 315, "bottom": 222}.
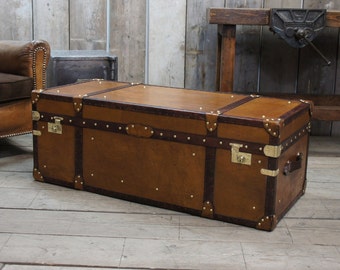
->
{"left": 283, "top": 153, "right": 303, "bottom": 175}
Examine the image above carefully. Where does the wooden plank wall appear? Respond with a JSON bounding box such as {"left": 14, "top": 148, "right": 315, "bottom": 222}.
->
{"left": 1, "top": 0, "right": 339, "bottom": 136}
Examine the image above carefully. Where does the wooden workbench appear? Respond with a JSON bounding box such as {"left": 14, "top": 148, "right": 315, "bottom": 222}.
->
{"left": 208, "top": 8, "right": 340, "bottom": 121}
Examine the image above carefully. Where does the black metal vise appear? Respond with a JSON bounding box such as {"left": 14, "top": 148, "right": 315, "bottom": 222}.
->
{"left": 269, "top": 9, "right": 330, "bottom": 65}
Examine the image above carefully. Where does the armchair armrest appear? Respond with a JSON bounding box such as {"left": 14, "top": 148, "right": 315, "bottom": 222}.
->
{"left": 0, "top": 40, "right": 50, "bottom": 89}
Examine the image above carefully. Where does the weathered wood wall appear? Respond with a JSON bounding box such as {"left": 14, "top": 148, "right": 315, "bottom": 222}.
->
{"left": 1, "top": 0, "right": 339, "bottom": 136}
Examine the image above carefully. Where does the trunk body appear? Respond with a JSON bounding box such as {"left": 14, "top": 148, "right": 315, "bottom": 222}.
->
{"left": 32, "top": 80, "right": 312, "bottom": 231}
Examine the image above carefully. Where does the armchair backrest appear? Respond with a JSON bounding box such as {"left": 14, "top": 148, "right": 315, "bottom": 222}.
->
{"left": 0, "top": 40, "right": 50, "bottom": 89}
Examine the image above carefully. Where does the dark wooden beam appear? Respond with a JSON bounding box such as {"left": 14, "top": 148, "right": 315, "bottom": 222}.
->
{"left": 208, "top": 8, "right": 340, "bottom": 28}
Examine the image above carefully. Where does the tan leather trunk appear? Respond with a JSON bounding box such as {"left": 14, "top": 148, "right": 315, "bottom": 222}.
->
{"left": 32, "top": 80, "right": 312, "bottom": 231}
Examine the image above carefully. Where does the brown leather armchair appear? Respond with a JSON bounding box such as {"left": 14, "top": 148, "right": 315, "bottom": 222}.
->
{"left": 0, "top": 40, "right": 50, "bottom": 138}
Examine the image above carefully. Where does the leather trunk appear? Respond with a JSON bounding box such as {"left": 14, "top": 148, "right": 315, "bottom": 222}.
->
{"left": 31, "top": 80, "right": 312, "bottom": 231}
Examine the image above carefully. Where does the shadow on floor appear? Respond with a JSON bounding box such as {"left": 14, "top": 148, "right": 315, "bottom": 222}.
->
{"left": 0, "top": 138, "right": 32, "bottom": 158}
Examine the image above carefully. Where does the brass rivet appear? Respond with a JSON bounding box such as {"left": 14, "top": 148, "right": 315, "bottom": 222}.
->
{"left": 192, "top": 153, "right": 196, "bottom": 156}
{"left": 91, "top": 137, "right": 95, "bottom": 140}
{"left": 106, "top": 125, "right": 109, "bottom": 128}
{"left": 104, "top": 95, "right": 107, "bottom": 99}
{"left": 83, "top": 121, "right": 86, "bottom": 125}
{"left": 187, "top": 137, "right": 191, "bottom": 140}
{"left": 253, "top": 206, "right": 256, "bottom": 210}
{"left": 43, "top": 165, "right": 47, "bottom": 168}
{"left": 210, "top": 209, "right": 213, "bottom": 212}
{"left": 119, "top": 127, "right": 122, "bottom": 130}
{"left": 259, "top": 147, "right": 263, "bottom": 151}
{"left": 121, "top": 179, "right": 124, "bottom": 183}
{"left": 91, "top": 173, "right": 94, "bottom": 176}
{"left": 245, "top": 145, "right": 248, "bottom": 149}
{"left": 155, "top": 187, "right": 159, "bottom": 191}
{"left": 69, "top": 119, "right": 72, "bottom": 123}
{"left": 173, "top": 135, "right": 177, "bottom": 138}
{"left": 131, "top": 124, "right": 135, "bottom": 128}
{"left": 190, "top": 195, "right": 194, "bottom": 198}
{"left": 144, "top": 127, "right": 148, "bottom": 130}
{"left": 219, "top": 141, "right": 223, "bottom": 145}
{"left": 203, "top": 207, "right": 206, "bottom": 210}
{"left": 206, "top": 121, "right": 210, "bottom": 125}
{"left": 207, "top": 201, "right": 210, "bottom": 204}
{"left": 203, "top": 139, "right": 206, "bottom": 142}
{"left": 94, "top": 123, "right": 97, "bottom": 126}
{"left": 160, "top": 132, "right": 163, "bottom": 136}
{"left": 258, "top": 160, "right": 261, "bottom": 164}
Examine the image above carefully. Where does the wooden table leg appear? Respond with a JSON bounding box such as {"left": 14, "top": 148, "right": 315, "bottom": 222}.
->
{"left": 217, "top": 24, "right": 236, "bottom": 92}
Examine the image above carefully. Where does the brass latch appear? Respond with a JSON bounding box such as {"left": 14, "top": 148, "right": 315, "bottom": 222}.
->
{"left": 229, "top": 143, "right": 252, "bottom": 165}
{"left": 48, "top": 116, "right": 63, "bottom": 134}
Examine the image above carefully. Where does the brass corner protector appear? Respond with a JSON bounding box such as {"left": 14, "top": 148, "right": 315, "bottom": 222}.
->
{"left": 260, "top": 168, "right": 280, "bottom": 177}
{"left": 32, "top": 111, "right": 41, "bottom": 121}
{"left": 263, "top": 144, "right": 282, "bottom": 158}
{"left": 74, "top": 175, "right": 84, "bottom": 190}
{"left": 256, "top": 215, "right": 278, "bottom": 231}
{"left": 201, "top": 200, "right": 214, "bottom": 218}
{"left": 33, "top": 168, "right": 44, "bottom": 182}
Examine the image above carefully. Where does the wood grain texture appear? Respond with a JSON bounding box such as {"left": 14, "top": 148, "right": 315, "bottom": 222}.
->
{"left": 70, "top": 0, "right": 107, "bottom": 50}
{"left": 185, "top": 0, "right": 224, "bottom": 91}
{"left": 33, "top": 0, "right": 69, "bottom": 50}
{"left": 109, "top": 0, "right": 146, "bottom": 83}
{"left": 148, "top": 0, "right": 186, "bottom": 88}
{"left": 0, "top": 0, "right": 32, "bottom": 40}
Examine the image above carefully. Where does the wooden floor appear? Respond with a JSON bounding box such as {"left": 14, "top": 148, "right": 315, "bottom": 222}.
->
{"left": 0, "top": 134, "right": 339, "bottom": 270}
